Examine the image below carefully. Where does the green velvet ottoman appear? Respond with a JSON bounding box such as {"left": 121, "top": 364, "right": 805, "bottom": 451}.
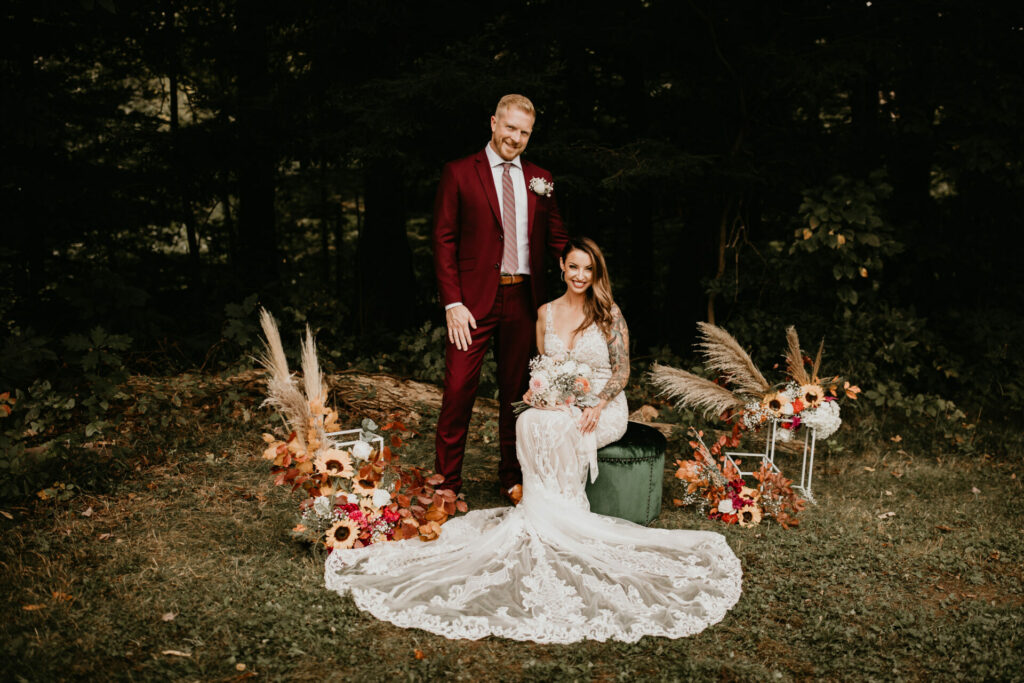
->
{"left": 585, "top": 421, "right": 667, "bottom": 525}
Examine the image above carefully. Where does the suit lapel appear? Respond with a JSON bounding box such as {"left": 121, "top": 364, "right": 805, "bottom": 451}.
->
{"left": 474, "top": 151, "right": 503, "bottom": 230}
{"left": 523, "top": 161, "right": 538, "bottom": 243}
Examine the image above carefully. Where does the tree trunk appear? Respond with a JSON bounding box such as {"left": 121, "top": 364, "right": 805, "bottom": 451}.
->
{"left": 357, "top": 159, "right": 416, "bottom": 333}
{"left": 235, "top": 4, "right": 278, "bottom": 299}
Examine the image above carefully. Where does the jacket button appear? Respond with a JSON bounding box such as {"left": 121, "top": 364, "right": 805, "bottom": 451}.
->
{"left": 494, "top": 263, "right": 499, "bottom": 269}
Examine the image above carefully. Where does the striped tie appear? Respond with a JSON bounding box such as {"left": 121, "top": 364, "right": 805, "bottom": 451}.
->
{"left": 500, "top": 162, "right": 518, "bottom": 273}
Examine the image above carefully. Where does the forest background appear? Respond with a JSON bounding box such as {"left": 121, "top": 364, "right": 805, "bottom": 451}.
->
{"left": 2, "top": 0, "right": 1022, "bottom": 501}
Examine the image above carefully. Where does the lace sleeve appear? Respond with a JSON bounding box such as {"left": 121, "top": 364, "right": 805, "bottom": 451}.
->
{"left": 598, "top": 305, "right": 630, "bottom": 402}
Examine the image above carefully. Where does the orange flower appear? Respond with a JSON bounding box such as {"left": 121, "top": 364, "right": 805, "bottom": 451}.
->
{"left": 324, "top": 519, "right": 359, "bottom": 550}
{"left": 736, "top": 504, "right": 762, "bottom": 527}
{"left": 314, "top": 449, "right": 354, "bottom": 478}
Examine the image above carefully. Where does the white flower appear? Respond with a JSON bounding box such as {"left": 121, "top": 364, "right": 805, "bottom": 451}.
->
{"left": 561, "top": 360, "right": 578, "bottom": 375}
{"left": 529, "top": 177, "right": 554, "bottom": 197}
{"left": 776, "top": 427, "right": 793, "bottom": 442}
{"left": 372, "top": 488, "right": 392, "bottom": 508}
{"left": 352, "top": 440, "right": 373, "bottom": 460}
{"left": 336, "top": 491, "right": 358, "bottom": 505}
{"left": 802, "top": 400, "right": 842, "bottom": 440}
{"left": 312, "top": 495, "right": 333, "bottom": 519}
{"left": 717, "top": 498, "right": 735, "bottom": 514}
{"left": 781, "top": 403, "right": 794, "bottom": 416}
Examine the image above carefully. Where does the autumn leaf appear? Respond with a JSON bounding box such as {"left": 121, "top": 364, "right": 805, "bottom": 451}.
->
{"left": 22, "top": 603, "right": 47, "bottom": 611}
{"left": 455, "top": 500, "right": 468, "bottom": 513}
{"left": 396, "top": 494, "right": 411, "bottom": 507}
{"left": 51, "top": 591, "right": 74, "bottom": 602}
{"left": 414, "top": 649, "right": 426, "bottom": 660}
{"left": 425, "top": 473, "right": 445, "bottom": 486}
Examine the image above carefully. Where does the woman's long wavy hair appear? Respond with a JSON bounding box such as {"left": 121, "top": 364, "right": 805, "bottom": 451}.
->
{"left": 561, "top": 237, "right": 616, "bottom": 338}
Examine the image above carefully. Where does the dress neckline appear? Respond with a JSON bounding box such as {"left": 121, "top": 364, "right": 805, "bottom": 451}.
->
{"left": 546, "top": 301, "right": 594, "bottom": 353}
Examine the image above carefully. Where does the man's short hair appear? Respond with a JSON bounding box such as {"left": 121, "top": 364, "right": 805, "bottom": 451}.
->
{"left": 495, "top": 94, "right": 535, "bottom": 119}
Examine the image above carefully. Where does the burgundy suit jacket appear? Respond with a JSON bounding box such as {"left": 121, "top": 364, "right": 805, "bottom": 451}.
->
{"left": 432, "top": 149, "right": 569, "bottom": 320}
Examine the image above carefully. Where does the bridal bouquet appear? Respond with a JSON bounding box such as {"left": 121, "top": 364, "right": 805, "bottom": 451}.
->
{"left": 514, "top": 354, "right": 599, "bottom": 413}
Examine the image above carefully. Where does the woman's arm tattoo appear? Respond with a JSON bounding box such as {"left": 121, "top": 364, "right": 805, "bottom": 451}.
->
{"left": 598, "top": 307, "right": 630, "bottom": 401}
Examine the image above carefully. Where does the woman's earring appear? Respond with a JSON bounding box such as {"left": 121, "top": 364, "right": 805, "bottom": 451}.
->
{"left": 560, "top": 270, "right": 565, "bottom": 282}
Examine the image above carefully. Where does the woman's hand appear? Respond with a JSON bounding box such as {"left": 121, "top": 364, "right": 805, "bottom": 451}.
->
{"left": 579, "top": 399, "right": 607, "bottom": 434}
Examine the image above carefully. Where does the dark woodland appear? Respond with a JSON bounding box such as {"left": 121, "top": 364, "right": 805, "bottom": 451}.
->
{"left": 2, "top": 2, "right": 1023, "bottom": 679}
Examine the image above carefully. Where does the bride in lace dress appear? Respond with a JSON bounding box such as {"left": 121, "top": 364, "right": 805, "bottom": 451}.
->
{"left": 325, "top": 238, "right": 742, "bottom": 643}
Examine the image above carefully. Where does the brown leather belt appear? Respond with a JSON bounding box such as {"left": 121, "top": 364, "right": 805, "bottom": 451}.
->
{"left": 499, "top": 273, "right": 527, "bottom": 286}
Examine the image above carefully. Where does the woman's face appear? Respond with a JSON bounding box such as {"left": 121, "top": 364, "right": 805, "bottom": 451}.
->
{"left": 562, "top": 249, "right": 594, "bottom": 295}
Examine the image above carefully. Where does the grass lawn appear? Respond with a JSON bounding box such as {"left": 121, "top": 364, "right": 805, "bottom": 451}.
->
{"left": 1, "top": 373, "right": 1022, "bottom": 681}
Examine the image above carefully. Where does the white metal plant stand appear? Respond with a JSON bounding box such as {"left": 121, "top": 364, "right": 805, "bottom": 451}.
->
{"left": 724, "top": 419, "right": 818, "bottom": 504}
{"left": 324, "top": 428, "right": 385, "bottom": 454}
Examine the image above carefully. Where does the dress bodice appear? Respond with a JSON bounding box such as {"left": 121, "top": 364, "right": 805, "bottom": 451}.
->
{"left": 543, "top": 304, "right": 614, "bottom": 391}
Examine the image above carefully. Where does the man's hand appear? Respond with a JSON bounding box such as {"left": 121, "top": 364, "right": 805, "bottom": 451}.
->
{"left": 445, "top": 304, "right": 477, "bottom": 351}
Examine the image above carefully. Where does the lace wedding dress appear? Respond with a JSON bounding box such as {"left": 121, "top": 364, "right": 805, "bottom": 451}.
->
{"left": 324, "top": 307, "right": 742, "bottom": 643}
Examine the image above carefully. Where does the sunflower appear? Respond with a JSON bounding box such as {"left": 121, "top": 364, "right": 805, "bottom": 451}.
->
{"left": 324, "top": 519, "right": 359, "bottom": 550}
{"left": 739, "top": 486, "right": 761, "bottom": 503}
{"left": 736, "top": 504, "right": 763, "bottom": 527}
{"left": 798, "top": 384, "right": 824, "bottom": 409}
{"left": 314, "top": 449, "right": 354, "bottom": 478}
{"left": 351, "top": 476, "right": 378, "bottom": 496}
{"left": 761, "top": 391, "right": 790, "bottom": 415}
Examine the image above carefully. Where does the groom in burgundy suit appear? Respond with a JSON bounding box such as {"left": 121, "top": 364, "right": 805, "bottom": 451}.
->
{"left": 432, "top": 94, "right": 570, "bottom": 499}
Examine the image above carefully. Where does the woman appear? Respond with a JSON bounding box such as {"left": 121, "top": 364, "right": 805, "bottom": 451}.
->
{"left": 325, "top": 238, "right": 741, "bottom": 643}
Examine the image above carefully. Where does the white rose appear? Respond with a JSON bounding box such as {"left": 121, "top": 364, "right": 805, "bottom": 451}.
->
{"left": 562, "top": 360, "right": 578, "bottom": 375}
{"left": 781, "top": 403, "right": 794, "bottom": 416}
{"left": 372, "top": 489, "right": 392, "bottom": 508}
{"left": 352, "top": 440, "right": 373, "bottom": 460}
{"left": 717, "top": 498, "right": 735, "bottom": 514}
{"left": 313, "top": 495, "right": 332, "bottom": 518}
{"left": 337, "top": 492, "right": 358, "bottom": 505}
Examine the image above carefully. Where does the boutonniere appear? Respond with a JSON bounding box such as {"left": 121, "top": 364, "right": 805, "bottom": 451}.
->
{"left": 529, "top": 177, "right": 554, "bottom": 198}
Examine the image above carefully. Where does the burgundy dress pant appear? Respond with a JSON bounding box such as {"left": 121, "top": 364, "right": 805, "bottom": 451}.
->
{"left": 435, "top": 280, "right": 534, "bottom": 492}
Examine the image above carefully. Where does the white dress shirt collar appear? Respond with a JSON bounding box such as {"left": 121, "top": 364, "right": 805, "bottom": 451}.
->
{"left": 485, "top": 143, "right": 523, "bottom": 170}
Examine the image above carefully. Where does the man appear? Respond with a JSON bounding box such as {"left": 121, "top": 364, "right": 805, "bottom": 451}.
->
{"left": 432, "top": 94, "right": 570, "bottom": 502}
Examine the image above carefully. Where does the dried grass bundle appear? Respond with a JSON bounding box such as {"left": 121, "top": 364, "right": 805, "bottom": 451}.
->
{"left": 257, "top": 308, "right": 310, "bottom": 438}
{"left": 648, "top": 363, "right": 746, "bottom": 419}
{"left": 695, "top": 322, "right": 770, "bottom": 396}
{"left": 785, "top": 326, "right": 811, "bottom": 385}
{"left": 301, "top": 324, "right": 326, "bottom": 408}
{"left": 810, "top": 337, "right": 825, "bottom": 382}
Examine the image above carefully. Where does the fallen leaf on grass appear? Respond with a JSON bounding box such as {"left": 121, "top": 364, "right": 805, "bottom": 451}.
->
{"left": 0, "top": 510, "right": 13, "bottom": 520}
{"left": 81, "top": 507, "right": 94, "bottom": 517}
{"left": 934, "top": 525, "right": 952, "bottom": 532}
{"left": 161, "top": 650, "right": 191, "bottom": 657}
{"left": 971, "top": 486, "right": 980, "bottom": 494}
{"left": 414, "top": 649, "right": 426, "bottom": 660}
{"left": 161, "top": 612, "right": 177, "bottom": 622}
{"left": 235, "top": 663, "right": 246, "bottom": 671}
{"left": 863, "top": 466, "right": 875, "bottom": 472}
{"left": 878, "top": 511, "right": 895, "bottom": 519}
{"left": 884, "top": 490, "right": 893, "bottom": 496}
{"left": 51, "top": 591, "right": 73, "bottom": 602}
{"left": 22, "top": 604, "right": 47, "bottom": 611}
{"left": 98, "top": 533, "right": 113, "bottom": 541}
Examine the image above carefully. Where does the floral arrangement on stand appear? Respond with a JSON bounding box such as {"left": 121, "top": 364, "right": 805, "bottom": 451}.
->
{"left": 673, "top": 428, "right": 805, "bottom": 528}
{"left": 513, "top": 354, "right": 598, "bottom": 413}
{"left": 257, "top": 309, "right": 467, "bottom": 551}
{"left": 649, "top": 322, "right": 860, "bottom": 527}
{"left": 650, "top": 323, "right": 860, "bottom": 442}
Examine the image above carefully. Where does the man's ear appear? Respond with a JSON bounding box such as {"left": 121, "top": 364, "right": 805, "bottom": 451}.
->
{"left": 490, "top": 115, "right": 497, "bottom": 132}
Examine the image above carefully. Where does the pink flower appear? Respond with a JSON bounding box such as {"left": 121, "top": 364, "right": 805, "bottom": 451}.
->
{"left": 574, "top": 377, "right": 591, "bottom": 393}
{"left": 564, "top": 395, "right": 576, "bottom": 405}
{"left": 530, "top": 376, "right": 548, "bottom": 392}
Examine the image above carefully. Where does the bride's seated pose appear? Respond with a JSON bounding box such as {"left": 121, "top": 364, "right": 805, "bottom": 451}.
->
{"left": 325, "top": 237, "right": 742, "bottom": 643}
